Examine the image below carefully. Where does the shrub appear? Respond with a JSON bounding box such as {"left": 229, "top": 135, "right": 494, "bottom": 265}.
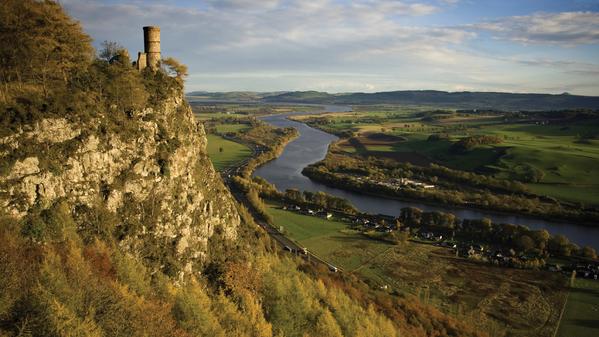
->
{"left": 172, "top": 282, "right": 224, "bottom": 337}
{"left": 450, "top": 135, "right": 503, "bottom": 152}
{"left": 582, "top": 246, "right": 597, "bottom": 259}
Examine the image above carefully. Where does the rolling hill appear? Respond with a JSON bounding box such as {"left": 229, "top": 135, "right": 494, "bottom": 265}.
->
{"left": 188, "top": 90, "right": 599, "bottom": 110}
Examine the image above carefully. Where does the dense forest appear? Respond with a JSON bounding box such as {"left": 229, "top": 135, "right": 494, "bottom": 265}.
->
{"left": 0, "top": 1, "right": 489, "bottom": 337}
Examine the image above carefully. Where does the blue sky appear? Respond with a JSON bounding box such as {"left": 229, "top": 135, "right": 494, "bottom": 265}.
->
{"left": 61, "top": 0, "right": 599, "bottom": 95}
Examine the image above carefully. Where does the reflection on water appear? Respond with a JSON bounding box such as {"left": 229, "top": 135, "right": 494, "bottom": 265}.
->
{"left": 254, "top": 107, "right": 599, "bottom": 250}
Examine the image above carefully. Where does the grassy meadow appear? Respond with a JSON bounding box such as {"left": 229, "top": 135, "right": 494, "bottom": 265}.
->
{"left": 206, "top": 134, "right": 252, "bottom": 171}
{"left": 266, "top": 203, "right": 569, "bottom": 337}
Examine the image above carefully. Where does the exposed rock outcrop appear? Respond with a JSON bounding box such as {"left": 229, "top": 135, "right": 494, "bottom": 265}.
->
{"left": 0, "top": 93, "right": 239, "bottom": 277}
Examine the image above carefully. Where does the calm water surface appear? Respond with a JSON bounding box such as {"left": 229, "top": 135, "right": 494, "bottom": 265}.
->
{"left": 254, "top": 106, "right": 599, "bottom": 250}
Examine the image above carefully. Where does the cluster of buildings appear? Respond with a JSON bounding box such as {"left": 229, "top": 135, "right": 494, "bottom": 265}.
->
{"left": 409, "top": 229, "right": 599, "bottom": 277}
{"left": 282, "top": 204, "right": 401, "bottom": 233}
{"left": 396, "top": 178, "right": 436, "bottom": 189}
{"left": 280, "top": 204, "right": 598, "bottom": 278}
{"left": 282, "top": 205, "right": 333, "bottom": 220}
{"left": 354, "top": 176, "right": 435, "bottom": 190}
{"left": 563, "top": 263, "right": 599, "bottom": 280}
{"left": 353, "top": 217, "right": 397, "bottom": 233}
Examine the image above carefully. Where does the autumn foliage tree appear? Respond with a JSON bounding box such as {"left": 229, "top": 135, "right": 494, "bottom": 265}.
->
{"left": 162, "top": 57, "right": 188, "bottom": 85}
{"left": 0, "top": 0, "right": 93, "bottom": 102}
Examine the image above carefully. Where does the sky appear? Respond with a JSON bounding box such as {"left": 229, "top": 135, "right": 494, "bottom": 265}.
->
{"left": 60, "top": 0, "right": 599, "bottom": 95}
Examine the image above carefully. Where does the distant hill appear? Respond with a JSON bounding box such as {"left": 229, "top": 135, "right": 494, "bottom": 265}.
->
{"left": 261, "top": 90, "right": 336, "bottom": 102}
{"left": 186, "top": 91, "right": 288, "bottom": 101}
{"left": 187, "top": 90, "right": 599, "bottom": 110}
{"left": 262, "top": 90, "right": 599, "bottom": 110}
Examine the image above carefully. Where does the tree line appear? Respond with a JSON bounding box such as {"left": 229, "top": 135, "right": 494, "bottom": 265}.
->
{"left": 450, "top": 135, "right": 503, "bottom": 152}
{"left": 399, "top": 206, "right": 597, "bottom": 259}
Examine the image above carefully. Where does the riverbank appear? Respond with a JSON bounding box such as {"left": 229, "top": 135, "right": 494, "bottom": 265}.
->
{"left": 289, "top": 106, "right": 599, "bottom": 207}
{"left": 254, "top": 109, "right": 599, "bottom": 250}
{"left": 291, "top": 114, "right": 598, "bottom": 224}
{"left": 302, "top": 163, "right": 599, "bottom": 228}
{"left": 239, "top": 128, "right": 298, "bottom": 178}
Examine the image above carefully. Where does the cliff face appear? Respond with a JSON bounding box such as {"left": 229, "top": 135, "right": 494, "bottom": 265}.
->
{"left": 0, "top": 92, "right": 239, "bottom": 277}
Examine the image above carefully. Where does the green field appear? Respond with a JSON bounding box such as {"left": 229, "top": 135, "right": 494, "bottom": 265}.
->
{"left": 266, "top": 204, "right": 390, "bottom": 271}
{"left": 557, "top": 278, "right": 599, "bottom": 337}
{"left": 267, "top": 204, "right": 569, "bottom": 336}
{"left": 206, "top": 134, "right": 252, "bottom": 171}
{"left": 486, "top": 123, "right": 599, "bottom": 204}
{"left": 267, "top": 204, "right": 346, "bottom": 241}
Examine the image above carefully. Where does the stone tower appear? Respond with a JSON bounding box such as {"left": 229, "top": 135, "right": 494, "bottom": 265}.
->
{"left": 144, "top": 26, "right": 161, "bottom": 69}
{"left": 137, "top": 26, "right": 161, "bottom": 71}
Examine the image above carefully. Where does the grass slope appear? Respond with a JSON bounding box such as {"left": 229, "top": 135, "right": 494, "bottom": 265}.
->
{"left": 558, "top": 278, "right": 599, "bottom": 337}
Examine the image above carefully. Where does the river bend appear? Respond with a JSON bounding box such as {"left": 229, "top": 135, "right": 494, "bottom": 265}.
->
{"left": 253, "top": 106, "right": 599, "bottom": 250}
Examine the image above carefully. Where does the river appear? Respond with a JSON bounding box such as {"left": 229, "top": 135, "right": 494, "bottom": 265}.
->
{"left": 253, "top": 105, "right": 599, "bottom": 250}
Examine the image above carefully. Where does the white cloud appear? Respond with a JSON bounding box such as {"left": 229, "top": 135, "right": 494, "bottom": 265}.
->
{"left": 60, "top": 1, "right": 599, "bottom": 95}
{"left": 205, "top": 0, "right": 280, "bottom": 10}
{"left": 62, "top": 0, "right": 463, "bottom": 60}
{"left": 351, "top": 0, "right": 439, "bottom": 16}
{"left": 470, "top": 11, "right": 599, "bottom": 46}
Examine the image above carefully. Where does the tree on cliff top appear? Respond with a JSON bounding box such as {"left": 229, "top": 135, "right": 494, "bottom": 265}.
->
{"left": 162, "top": 57, "right": 188, "bottom": 85}
{"left": 0, "top": 0, "right": 93, "bottom": 102}
{"left": 99, "top": 40, "right": 125, "bottom": 62}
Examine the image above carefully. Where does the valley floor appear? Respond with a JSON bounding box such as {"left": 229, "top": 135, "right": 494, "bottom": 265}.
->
{"left": 267, "top": 203, "right": 569, "bottom": 337}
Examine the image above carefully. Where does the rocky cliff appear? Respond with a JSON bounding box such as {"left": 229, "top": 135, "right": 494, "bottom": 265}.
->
{"left": 0, "top": 92, "right": 239, "bottom": 278}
